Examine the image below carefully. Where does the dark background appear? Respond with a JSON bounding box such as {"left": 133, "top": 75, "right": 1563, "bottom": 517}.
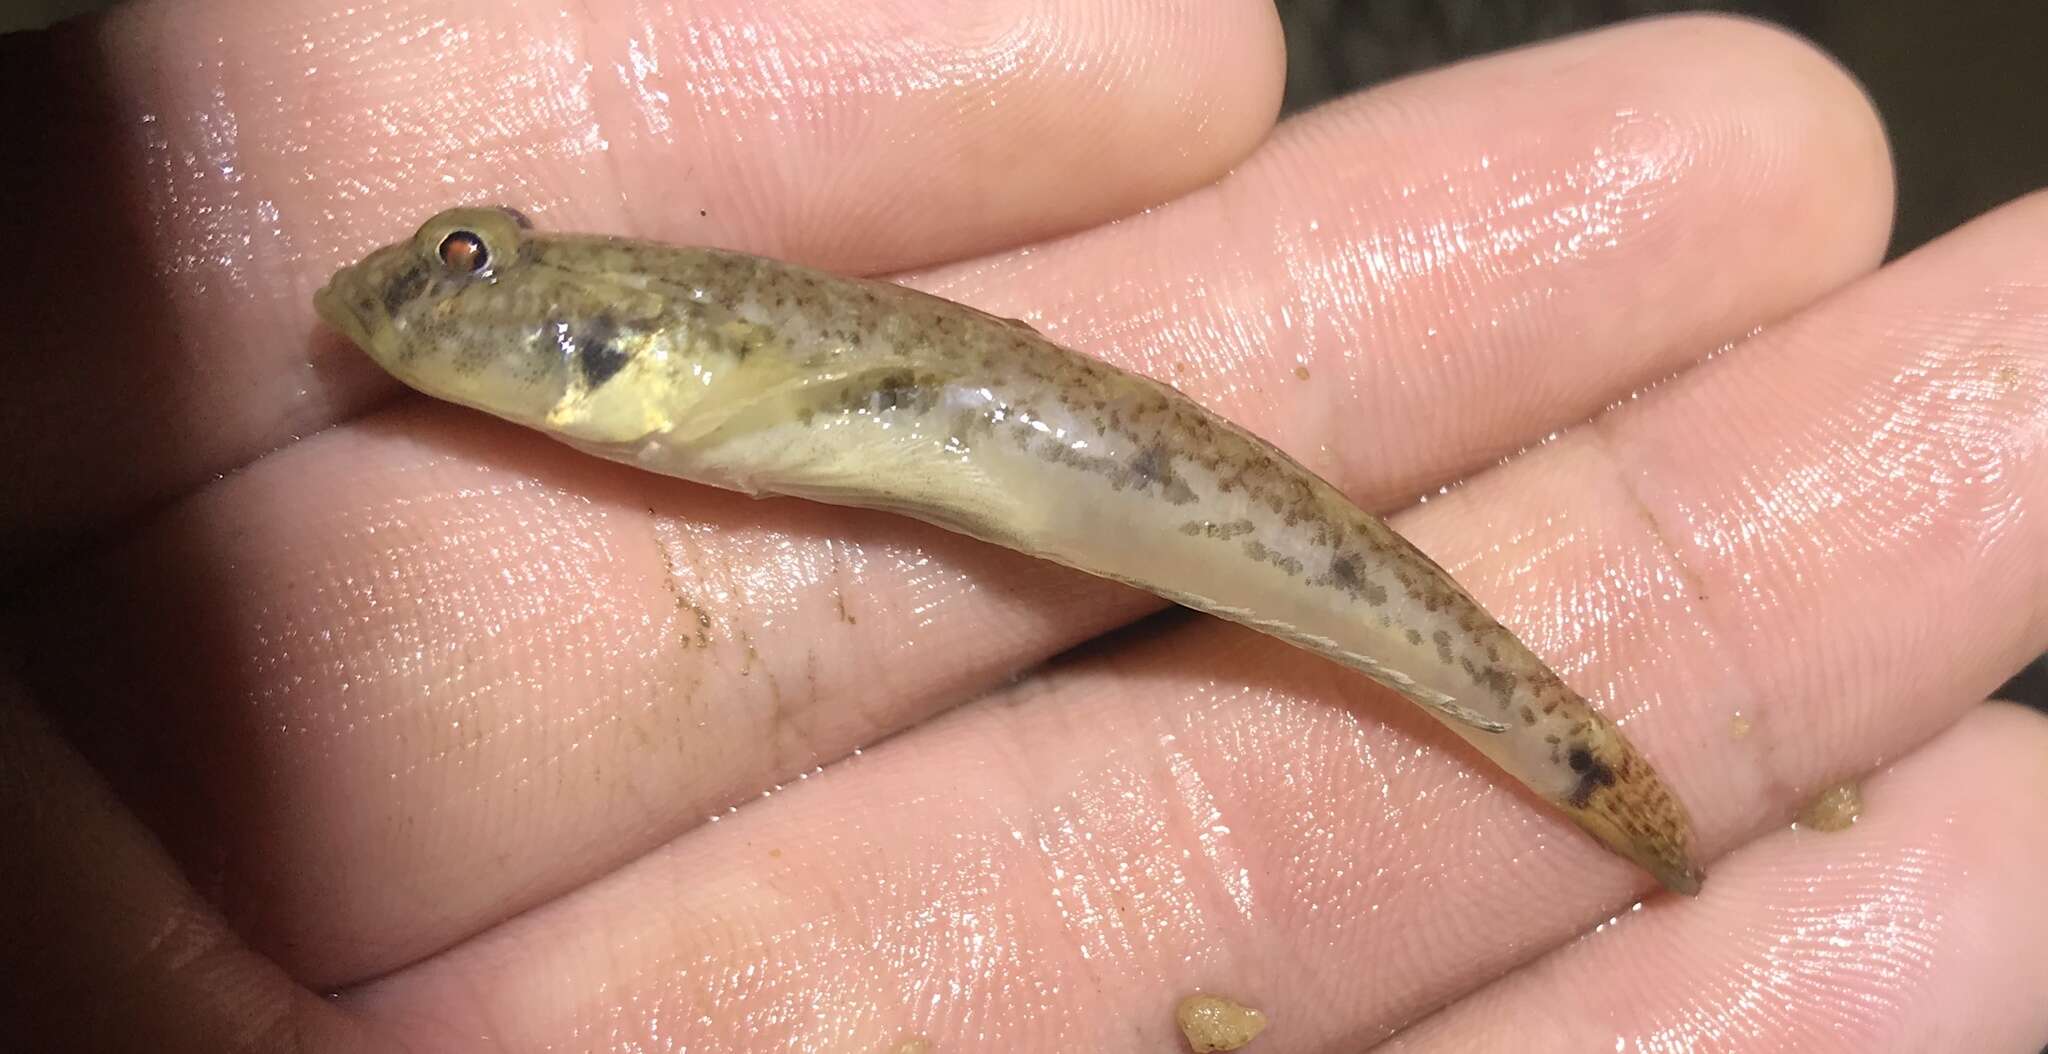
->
{"left": 1270, "top": 0, "right": 2048, "bottom": 718}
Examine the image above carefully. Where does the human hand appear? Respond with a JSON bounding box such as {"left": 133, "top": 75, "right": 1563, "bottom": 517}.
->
{"left": 5, "top": 4, "right": 2046, "bottom": 1051}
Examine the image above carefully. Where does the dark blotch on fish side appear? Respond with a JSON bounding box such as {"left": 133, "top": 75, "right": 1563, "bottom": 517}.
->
{"left": 1129, "top": 445, "right": 1170, "bottom": 487}
{"left": 1565, "top": 745, "right": 1618, "bottom": 809}
{"left": 1457, "top": 656, "right": 1519, "bottom": 708}
{"left": 1122, "top": 444, "right": 1197, "bottom": 504}
{"left": 869, "top": 372, "right": 924, "bottom": 411}
{"left": 1482, "top": 667, "right": 1516, "bottom": 707}
{"left": 1238, "top": 539, "right": 1304, "bottom": 577}
{"left": 839, "top": 370, "right": 931, "bottom": 415}
{"left": 575, "top": 315, "right": 631, "bottom": 387}
{"left": 1316, "top": 550, "right": 1391, "bottom": 607}
{"left": 1179, "top": 518, "right": 1256, "bottom": 540}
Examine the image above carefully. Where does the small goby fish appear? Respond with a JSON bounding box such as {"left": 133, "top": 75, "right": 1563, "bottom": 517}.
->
{"left": 316, "top": 206, "right": 1705, "bottom": 894}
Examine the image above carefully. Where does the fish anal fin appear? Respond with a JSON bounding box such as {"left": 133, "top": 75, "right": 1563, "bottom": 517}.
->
{"left": 1364, "top": 660, "right": 1508, "bottom": 734}
{"left": 1411, "top": 688, "right": 1511, "bottom": 734}
{"left": 1230, "top": 620, "right": 1510, "bottom": 735}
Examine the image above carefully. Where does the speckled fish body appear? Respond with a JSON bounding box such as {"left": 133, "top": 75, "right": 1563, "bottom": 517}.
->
{"left": 317, "top": 206, "right": 1705, "bottom": 894}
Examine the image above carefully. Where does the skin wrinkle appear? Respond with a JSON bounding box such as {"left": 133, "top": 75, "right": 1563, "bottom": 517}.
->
{"left": 567, "top": 2, "right": 642, "bottom": 237}
{"left": 813, "top": 547, "right": 907, "bottom": 746}
{"left": 1161, "top": 742, "right": 1257, "bottom": 931}
{"left": 1579, "top": 409, "right": 1794, "bottom": 809}
{"left": 1627, "top": 209, "right": 2048, "bottom": 772}
{"left": 1286, "top": 106, "right": 1686, "bottom": 500}
{"left": 793, "top": 722, "right": 1083, "bottom": 1049}
{"left": 647, "top": 513, "right": 822, "bottom": 782}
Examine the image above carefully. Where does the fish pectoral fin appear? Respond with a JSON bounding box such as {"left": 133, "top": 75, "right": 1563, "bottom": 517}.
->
{"left": 768, "top": 480, "right": 1022, "bottom": 550}
{"left": 670, "top": 360, "right": 932, "bottom": 448}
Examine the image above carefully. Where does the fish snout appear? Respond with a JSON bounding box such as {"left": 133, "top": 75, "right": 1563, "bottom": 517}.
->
{"left": 314, "top": 278, "right": 370, "bottom": 349}
{"left": 315, "top": 249, "right": 409, "bottom": 357}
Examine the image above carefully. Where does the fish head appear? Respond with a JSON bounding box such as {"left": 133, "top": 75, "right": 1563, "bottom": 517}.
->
{"left": 316, "top": 206, "right": 697, "bottom": 445}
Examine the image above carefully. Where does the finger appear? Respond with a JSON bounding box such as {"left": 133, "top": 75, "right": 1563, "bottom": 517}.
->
{"left": 347, "top": 186, "right": 2047, "bottom": 1045}
{"left": 1383, "top": 703, "right": 2048, "bottom": 1053}
{"left": 923, "top": 12, "right": 1893, "bottom": 501}
{"left": 20, "top": 14, "right": 1894, "bottom": 989}
{"left": 0, "top": 678, "right": 382, "bottom": 1053}
{"left": 0, "top": 0, "right": 1285, "bottom": 563}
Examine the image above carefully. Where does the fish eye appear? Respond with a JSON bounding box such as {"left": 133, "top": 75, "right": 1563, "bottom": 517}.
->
{"left": 437, "top": 230, "right": 490, "bottom": 274}
{"left": 415, "top": 206, "right": 526, "bottom": 276}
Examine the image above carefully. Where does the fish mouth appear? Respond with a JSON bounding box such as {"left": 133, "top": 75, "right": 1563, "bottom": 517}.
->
{"left": 314, "top": 273, "right": 377, "bottom": 353}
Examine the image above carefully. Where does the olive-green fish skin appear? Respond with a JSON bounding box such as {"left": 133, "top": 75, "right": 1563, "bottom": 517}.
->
{"left": 317, "top": 206, "right": 1705, "bottom": 895}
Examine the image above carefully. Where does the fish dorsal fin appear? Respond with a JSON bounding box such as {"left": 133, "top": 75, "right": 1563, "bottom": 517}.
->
{"left": 879, "top": 278, "right": 1045, "bottom": 337}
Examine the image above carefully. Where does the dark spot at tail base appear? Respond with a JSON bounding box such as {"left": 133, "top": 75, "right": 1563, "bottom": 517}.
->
{"left": 1565, "top": 745, "right": 1617, "bottom": 808}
